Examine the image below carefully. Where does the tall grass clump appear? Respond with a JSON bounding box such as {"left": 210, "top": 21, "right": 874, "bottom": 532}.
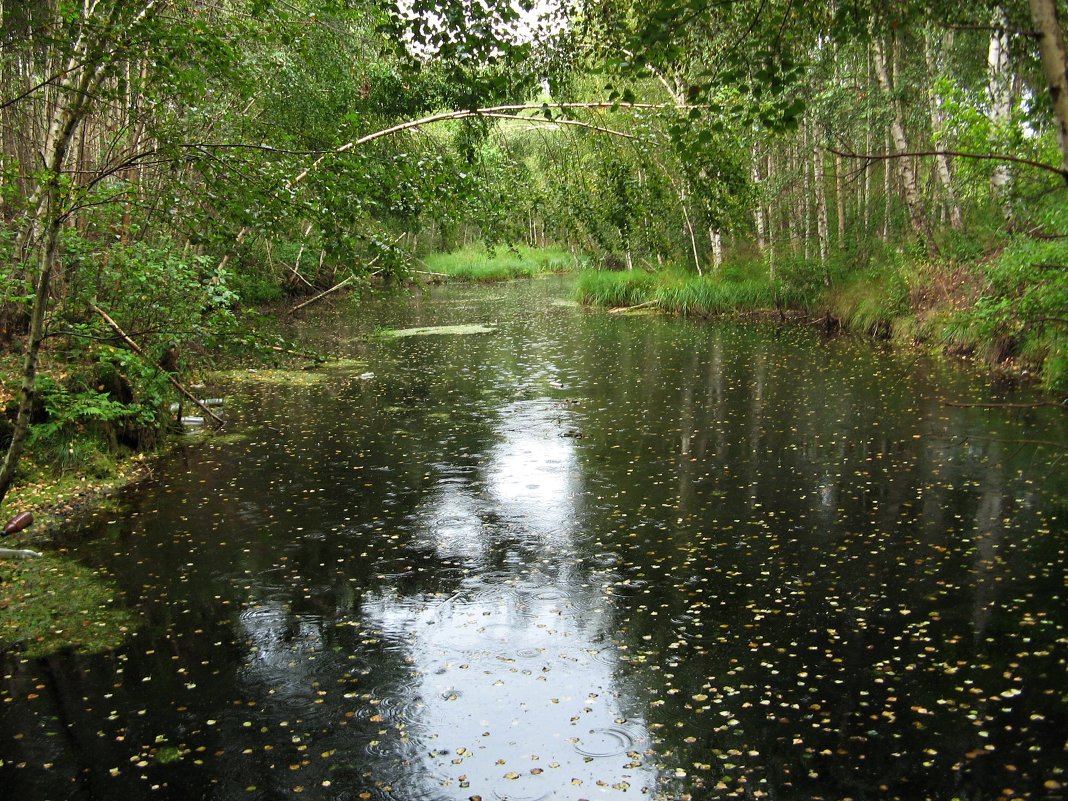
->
{"left": 575, "top": 270, "right": 659, "bottom": 306}
{"left": 655, "top": 276, "right": 779, "bottom": 316}
{"left": 827, "top": 266, "right": 910, "bottom": 338}
{"left": 425, "top": 245, "right": 575, "bottom": 282}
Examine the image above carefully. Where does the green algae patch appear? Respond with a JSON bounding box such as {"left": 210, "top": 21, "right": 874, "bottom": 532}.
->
{"left": 209, "top": 358, "right": 369, "bottom": 388}
{"left": 208, "top": 430, "right": 254, "bottom": 445}
{"left": 0, "top": 551, "right": 134, "bottom": 658}
{"left": 378, "top": 324, "right": 497, "bottom": 338}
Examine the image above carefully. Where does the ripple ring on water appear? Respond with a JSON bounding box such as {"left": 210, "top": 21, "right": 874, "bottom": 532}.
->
{"left": 573, "top": 726, "right": 641, "bottom": 758}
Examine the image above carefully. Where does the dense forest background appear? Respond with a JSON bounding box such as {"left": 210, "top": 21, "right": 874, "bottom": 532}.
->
{"left": 2, "top": 0, "right": 1068, "bottom": 501}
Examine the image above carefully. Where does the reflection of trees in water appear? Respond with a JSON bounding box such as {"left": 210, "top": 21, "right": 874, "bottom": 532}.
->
{"left": 567, "top": 321, "right": 1066, "bottom": 798}
{"left": 346, "top": 395, "right": 660, "bottom": 799}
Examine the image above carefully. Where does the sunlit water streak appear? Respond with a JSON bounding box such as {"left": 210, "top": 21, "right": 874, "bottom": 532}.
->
{"left": 2, "top": 276, "right": 1066, "bottom": 801}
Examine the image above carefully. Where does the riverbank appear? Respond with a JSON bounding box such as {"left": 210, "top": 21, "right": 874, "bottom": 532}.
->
{"left": 575, "top": 239, "right": 1068, "bottom": 396}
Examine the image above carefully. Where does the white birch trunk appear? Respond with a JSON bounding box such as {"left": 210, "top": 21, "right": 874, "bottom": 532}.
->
{"left": 872, "top": 37, "right": 927, "bottom": 239}
{"left": 925, "top": 31, "right": 964, "bottom": 229}
{"left": 835, "top": 154, "right": 846, "bottom": 249}
{"left": 812, "top": 132, "right": 830, "bottom": 283}
{"left": 988, "top": 7, "right": 1014, "bottom": 212}
{"left": 802, "top": 126, "right": 812, "bottom": 262}
{"left": 766, "top": 152, "right": 776, "bottom": 281}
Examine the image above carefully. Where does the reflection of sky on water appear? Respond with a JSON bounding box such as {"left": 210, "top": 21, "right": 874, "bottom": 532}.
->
{"left": 358, "top": 398, "right": 659, "bottom": 800}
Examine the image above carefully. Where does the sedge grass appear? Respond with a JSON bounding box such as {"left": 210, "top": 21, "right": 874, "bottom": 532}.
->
{"left": 424, "top": 245, "right": 575, "bottom": 282}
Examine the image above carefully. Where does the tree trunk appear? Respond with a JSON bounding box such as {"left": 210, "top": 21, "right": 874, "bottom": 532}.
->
{"left": 766, "top": 152, "right": 776, "bottom": 281}
{"left": 752, "top": 155, "right": 766, "bottom": 254}
{"left": 863, "top": 113, "right": 873, "bottom": 234}
{"left": 682, "top": 199, "right": 701, "bottom": 275}
{"left": 835, "top": 153, "right": 846, "bottom": 249}
{"left": 802, "top": 126, "right": 812, "bottom": 261}
{"left": 812, "top": 130, "right": 830, "bottom": 285}
{"left": 788, "top": 145, "right": 800, "bottom": 253}
{"left": 872, "top": 37, "right": 928, "bottom": 240}
{"left": 925, "top": 31, "right": 964, "bottom": 229}
{"left": 0, "top": 1, "right": 159, "bottom": 503}
{"left": 1028, "top": 0, "right": 1068, "bottom": 181}
{"left": 988, "top": 7, "right": 1014, "bottom": 213}
{"left": 0, "top": 202, "right": 65, "bottom": 502}
{"left": 882, "top": 128, "right": 892, "bottom": 241}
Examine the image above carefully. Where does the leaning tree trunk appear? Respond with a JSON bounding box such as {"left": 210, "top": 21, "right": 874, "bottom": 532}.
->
{"left": 988, "top": 7, "right": 1014, "bottom": 214}
{"left": 0, "top": 150, "right": 74, "bottom": 502}
{"left": 872, "top": 37, "right": 929, "bottom": 241}
{"left": 1028, "top": 0, "right": 1068, "bottom": 182}
{"left": 0, "top": 0, "right": 156, "bottom": 504}
{"left": 925, "top": 31, "right": 964, "bottom": 230}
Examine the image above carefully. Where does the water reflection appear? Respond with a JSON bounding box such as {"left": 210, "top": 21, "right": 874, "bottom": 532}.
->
{"left": 361, "top": 396, "right": 657, "bottom": 799}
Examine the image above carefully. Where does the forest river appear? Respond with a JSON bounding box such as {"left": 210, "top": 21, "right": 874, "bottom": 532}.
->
{"left": 2, "top": 276, "right": 1066, "bottom": 801}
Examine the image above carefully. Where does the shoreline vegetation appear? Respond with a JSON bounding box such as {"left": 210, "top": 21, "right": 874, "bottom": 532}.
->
{"left": 575, "top": 245, "right": 1068, "bottom": 397}
{"left": 3, "top": 240, "right": 1061, "bottom": 530}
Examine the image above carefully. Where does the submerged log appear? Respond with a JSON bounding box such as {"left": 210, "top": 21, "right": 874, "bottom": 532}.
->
{"left": 0, "top": 547, "right": 41, "bottom": 558}
{"left": 3, "top": 511, "right": 33, "bottom": 535}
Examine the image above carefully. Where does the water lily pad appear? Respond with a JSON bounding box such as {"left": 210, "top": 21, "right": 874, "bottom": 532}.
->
{"left": 379, "top": 324, "right": 497, "bottom": 338}
{"left": 209, "top": 358, "right": 368, "bottom": 388}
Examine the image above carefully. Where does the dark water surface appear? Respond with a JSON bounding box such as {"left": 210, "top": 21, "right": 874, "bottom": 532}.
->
{"left": 3, "top": 277, "right": 1067, "bottom": 801}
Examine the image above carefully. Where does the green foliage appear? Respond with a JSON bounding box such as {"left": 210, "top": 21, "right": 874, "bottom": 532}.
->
{"left": 654, "top": 276, "right": 779, "bottom": 315}
{"left": 952, "top": 235, "right": 1068, "bottom": 392}
{"left": 828, "top": 266, "right": 912, "bottom": 338}
{"left": 229, "top": 271, "right": 286, "bottom": 305}
{"left": 576, "top": 264, "right": 819, "bottom": 315}
{"left": 90, "top": 238, "right": 236, "bottom": 354}
{"left": 424, "top": 245, "right": 575, "bottom": 282}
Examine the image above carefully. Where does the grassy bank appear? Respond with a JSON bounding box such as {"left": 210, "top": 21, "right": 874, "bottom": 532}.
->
{"left": 576, "top": 240, "right": 1068, "bottom": 395}
{"left": 0, "top": 455, "right": 149, "bottom": 658}
{"left": 423, "top": 245, "right": 578, "bottom": 282}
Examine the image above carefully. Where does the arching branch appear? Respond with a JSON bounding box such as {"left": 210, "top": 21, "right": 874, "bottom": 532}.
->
{"left": 827, "top": 146, "right": 1068, "bottom": 184}
{"left": 288, "top": 102, "right": 685, "bottom": 188}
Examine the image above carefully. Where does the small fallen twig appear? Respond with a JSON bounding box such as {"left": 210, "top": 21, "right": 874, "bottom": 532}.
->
{"left": 942, "top": 400, "right": 1066, "bottom": 409}
{"left": 269, "top": 344, "right": 325, "bottom": 362}
{"left": 608, "top": 301, "right": 657, "bottom": 314}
